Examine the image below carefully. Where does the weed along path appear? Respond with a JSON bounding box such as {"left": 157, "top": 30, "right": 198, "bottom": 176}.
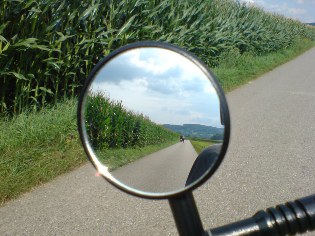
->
{"left": 1, "top": 47, "right": 315, "bottom": 235}
{"left": 112, "top": 140, "right": 198, "bottom": 192}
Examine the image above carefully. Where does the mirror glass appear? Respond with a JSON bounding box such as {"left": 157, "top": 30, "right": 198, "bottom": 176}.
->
{"left": 82, "top": 47, "right": 225, "bottom": 194}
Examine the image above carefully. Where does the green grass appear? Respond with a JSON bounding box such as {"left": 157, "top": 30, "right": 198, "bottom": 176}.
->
{"left": 1, "top": 40, "right": 314, "bottom": 205}
{"left": 214, "top": 39, "right": 315, "bottom": 92}
{"left": 2, "top": 41, "right": 315, "bottom": 205}
{"left": 1, "top": 41, "right": 314, "bottom": 205}
{"left": 0, "top": 98, "right": 178, "bottom": 205}
{"left": 0, "top": 99, "right": 86, "bottom": 205}
{"left": 96, "top": 139, "right": 178, "bottom": 171}
{"left": 190, "top": 140, "right": 216, "bottom": 154}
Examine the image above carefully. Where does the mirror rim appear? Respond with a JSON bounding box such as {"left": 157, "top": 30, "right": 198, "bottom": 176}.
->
{"left": 77, "top": 41, "right": 230, "bottom": 199}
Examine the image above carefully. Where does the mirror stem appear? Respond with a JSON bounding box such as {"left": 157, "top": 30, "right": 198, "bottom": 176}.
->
{"left": 169, "top": 191, "right": 206, "bottom": 236}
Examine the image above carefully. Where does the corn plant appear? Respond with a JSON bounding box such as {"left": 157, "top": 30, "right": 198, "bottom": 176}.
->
{"left": 1, "top": 0, "right": 314, "bottom": 115}
{"left": 85, "top": 91, "right": 178, "bottom": 150}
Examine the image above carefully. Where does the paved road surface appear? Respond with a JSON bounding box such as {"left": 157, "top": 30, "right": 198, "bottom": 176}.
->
{"left": 112, "top": 140, "right": 197, "bottom": 193}
{"left": 1, "top": 48, "right": 315, "bottom": 235}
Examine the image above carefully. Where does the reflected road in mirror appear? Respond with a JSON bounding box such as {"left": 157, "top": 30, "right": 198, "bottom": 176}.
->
{"left": 113, "top": 140, "right": 198, "bottom": 192}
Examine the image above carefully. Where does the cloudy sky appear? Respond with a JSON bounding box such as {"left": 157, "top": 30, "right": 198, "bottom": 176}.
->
{"left": 240, "top": 0, "right": 315, "bottom": 23}
{"left": 90, "top": 48, "right": 223, "bottom": 128}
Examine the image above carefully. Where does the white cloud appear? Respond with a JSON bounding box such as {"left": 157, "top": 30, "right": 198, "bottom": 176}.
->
{"left": 241, "top": 0, "right": 255, "bottom": 3}
{"left": 289, "top": 7, "right": 306, "bottom": 15}
{"left": 296, "top": 0, "right": 315, "bottom": 3}
{"left": 239, "top": 0, "right": 266, "bottom": 5}
{"left": 238, "top": 0, "right": 315, "bottom": 22}
{"left": 90, "top": 48, "right": 221, "bottom": 127}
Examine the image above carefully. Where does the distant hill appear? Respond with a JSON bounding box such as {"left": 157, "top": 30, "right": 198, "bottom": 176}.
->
{"left": 163, "top": 124, "right": 224, "bottom": 140}
{"left": 307, "top": 22, "right": 315, "bottom": 26}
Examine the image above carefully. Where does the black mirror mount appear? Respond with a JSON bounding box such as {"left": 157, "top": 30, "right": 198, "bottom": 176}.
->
{"left": 169, "top": 192, "right": 205, "bottom": 236}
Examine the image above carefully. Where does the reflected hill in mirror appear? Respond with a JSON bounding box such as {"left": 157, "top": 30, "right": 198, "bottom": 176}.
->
{"left": 163, "top": 124, "right": 224, "bottom": 141}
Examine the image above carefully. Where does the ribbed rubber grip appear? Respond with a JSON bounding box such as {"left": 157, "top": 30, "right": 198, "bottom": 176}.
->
{"left": 260, "top": 195, "right": 315, "bottom": 235}
{"left": 209, "top": 194, "right": 315, "bottom": 236}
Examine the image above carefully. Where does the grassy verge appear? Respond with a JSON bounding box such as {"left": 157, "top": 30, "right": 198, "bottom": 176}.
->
{"left": 214, "top": 39, "right": 315, "bottom": 92}
{"left": 190, "top": 140, "right": 216, "bottom": 154}
{"left": 0, "top": 99, "right": 177, "bottom": 205}
{"left": 0, "top": 99, "right": 86, "bottom": 205}
{"left": 96, "top": 138, "right": 178, "bottom": 171}
{"left": 1, "top": 40, "right": 314, "bottom": 205}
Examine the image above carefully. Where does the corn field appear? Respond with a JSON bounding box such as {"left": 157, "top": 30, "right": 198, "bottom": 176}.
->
{"left": 85, "top": 91, "right": 178, "bottom": 149}
{"left": 1, "top": 0, "right": 315, "bottom": 115}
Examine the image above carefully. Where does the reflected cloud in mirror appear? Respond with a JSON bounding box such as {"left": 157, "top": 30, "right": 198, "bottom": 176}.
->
{"left": 84, "top": 47, "right": 224, "bottom": 193}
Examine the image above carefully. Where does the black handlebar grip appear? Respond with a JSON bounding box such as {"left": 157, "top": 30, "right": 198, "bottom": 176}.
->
{"left": 296, "top": 194, "right": 315, "bottom": 231}
{"left": 208, "top": 194, "right": 315, "bottom": 236}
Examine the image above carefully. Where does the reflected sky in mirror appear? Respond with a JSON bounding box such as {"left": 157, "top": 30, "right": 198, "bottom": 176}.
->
{"left": 90, "top": 48, "right": 222, "bottom": 128}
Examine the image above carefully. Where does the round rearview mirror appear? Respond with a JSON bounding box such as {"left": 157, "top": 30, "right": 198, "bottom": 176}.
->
{"left": 78, "top": 41, "right": 230, "bottom": 198}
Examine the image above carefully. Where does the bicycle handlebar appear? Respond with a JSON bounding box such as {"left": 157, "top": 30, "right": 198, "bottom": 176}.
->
{"left": 207, "top": 194, "right": 315, "bottom": 236}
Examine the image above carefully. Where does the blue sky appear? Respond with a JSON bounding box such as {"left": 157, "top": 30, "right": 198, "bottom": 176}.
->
{"left": 240, "top": 0, "right": 315, "bottom": 23}
{"left": 90, "top": 48, "right": 223, "bottom": 128}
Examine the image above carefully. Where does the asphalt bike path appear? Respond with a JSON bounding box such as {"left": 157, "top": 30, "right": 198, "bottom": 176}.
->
{"left": 113, "top": 140, "right": 197, "bottom": 193}
{"left": 1, "top": 48, "right": 315, "bottom": 235}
